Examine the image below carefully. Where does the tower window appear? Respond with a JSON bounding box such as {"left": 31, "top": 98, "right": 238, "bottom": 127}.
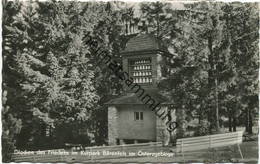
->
{"left": 134, "top": 112, "right": 143, "bottom": 120}
{"left": 140, "top": 112, "right": 143, "bottom": 120}
{"left": 129, "top": 58, "right": 152, "bottom": 84}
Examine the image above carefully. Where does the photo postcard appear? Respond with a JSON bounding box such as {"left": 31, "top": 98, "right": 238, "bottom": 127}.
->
{"left": 2, "top": 0, "right": 259, "bottom": 163}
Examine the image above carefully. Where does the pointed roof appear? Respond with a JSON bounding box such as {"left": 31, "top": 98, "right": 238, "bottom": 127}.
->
{"left": 121, "top": 34, "right": 167, "bottom": 55}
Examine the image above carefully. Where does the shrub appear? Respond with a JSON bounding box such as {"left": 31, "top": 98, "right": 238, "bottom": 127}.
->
{"left": 2, "top": 137, "right": 15, "bottom": 162}
{"left": 194, "top": 120, "right": 210, "bottom": 136}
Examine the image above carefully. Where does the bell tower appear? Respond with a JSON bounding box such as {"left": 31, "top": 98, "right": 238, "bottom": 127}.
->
{"left": 106, "top": 34, "right": 175, "bottom": 146}
{"left": 121, "top": 34, "right": 167, "bottom": 90}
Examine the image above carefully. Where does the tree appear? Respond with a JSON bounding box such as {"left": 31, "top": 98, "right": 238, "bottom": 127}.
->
{"left": 173, "top": 2, "right": 258, "bottom": 134}
{"left": 2, "top": 0, "right": 23, "bottom": 161}
{"left": 220, "top": 3, "right": 259, "bottom": 133}
{"left": 154, "top": 2, "right": 258, "bottom": 137}
{"left": 3, "top": 0, "right": 102, "bottom": 150}
{"left": 140, "top": 2, "right": 180, "bottom": 42}
{"left": 3, "top": 0, "right": 136, "bottom": 152}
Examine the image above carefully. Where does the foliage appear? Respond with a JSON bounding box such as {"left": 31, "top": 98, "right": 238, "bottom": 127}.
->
{"left": 2, "top": 87, "right": 22, "bottom": 161}
{"left": 2, "top": 0, "right": 23, "bottom": 161}
{"left": 3, "top": 0, "right": 101, "bottom": 150}
{"left": 194, "top": 120, "right": 210, "bottom": 136}
{"left": 153, "top": 2, "right": 258, "bottom": 136}
{"left": 2, "top": 0, "right": 134, "bottom": 155}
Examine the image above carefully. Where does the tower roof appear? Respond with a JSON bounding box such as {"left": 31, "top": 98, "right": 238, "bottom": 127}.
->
{"left": 121, "top": 34, "right": 167, "bottom": 55}
{"left": 105, "top": 89, "right": 171, "bottom": 105}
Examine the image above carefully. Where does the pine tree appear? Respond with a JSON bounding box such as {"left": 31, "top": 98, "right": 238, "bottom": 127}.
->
{"left": 220, "top": 3, "right": 259, "bottom": 133}
{"left": 152, "top": 2, "right": 258, "bottom": 137}
{"left": 3, "top": 0, "right": 103, "bottom": 149}
{"left": 2, "top": 0, "right": 24, "bottom": 161}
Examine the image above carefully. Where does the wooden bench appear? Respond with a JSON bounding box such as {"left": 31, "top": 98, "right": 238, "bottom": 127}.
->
{"left": 176, "top": 131, "right": 244, "bottom": 161}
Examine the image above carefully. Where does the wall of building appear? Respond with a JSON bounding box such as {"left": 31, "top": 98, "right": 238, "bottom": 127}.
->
{"left": 108, "top": 104, "right": 177, "bottom": 145}
{"left": 108, "top": 106, "right": 119, "bottom": 145}
{"left": 117, "top": 105, "right": 156, "bottom": 141}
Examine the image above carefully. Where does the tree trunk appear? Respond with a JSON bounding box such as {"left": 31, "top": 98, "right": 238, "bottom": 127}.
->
{"left": 176, "top": 105, "right": 186, "bottom": 138}
{"left": 207, "top": 108, "right": 212, "bottom": 134}
{"left": 208, "top": 35, "right": 220, "bottom": 132}
{"left": 228, "top": 110, "right": 232, "bottom": 132}
{"left": 214, "top": 77, "right": 220, "bottom": 132}
{"left": 198, "top": 106, "right": 202, "bottom": 124}
{"left": 232, "top": 116, "right": 237, "bottom": 132}
{"left": 248, "top": 108, "right": 253, "bottom": 134}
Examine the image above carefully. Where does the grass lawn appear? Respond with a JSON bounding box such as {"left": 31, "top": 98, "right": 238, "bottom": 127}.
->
{"left": 91, "top": 140, "right": 258, "bottom": 163}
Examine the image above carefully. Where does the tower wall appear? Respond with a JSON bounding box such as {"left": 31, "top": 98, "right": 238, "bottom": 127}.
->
{"left": 108, "top": 106, "right": 118, "bottom": 145}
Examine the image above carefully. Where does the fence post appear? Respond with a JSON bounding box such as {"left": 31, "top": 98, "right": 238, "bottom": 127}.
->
{"left": 237, "top": 132, "right": 244, "bottom": 159}
{"left": 209, "top": 135, "right": 212, "bottom": 148}
{"left": 59, "top": 155, "right": 62, "bottom": 162}
{"left": 90, "top": 147, "right": 93, "bottom": 161}
{"left": 181, "top": 140, "right": 184, "bottom": 162}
